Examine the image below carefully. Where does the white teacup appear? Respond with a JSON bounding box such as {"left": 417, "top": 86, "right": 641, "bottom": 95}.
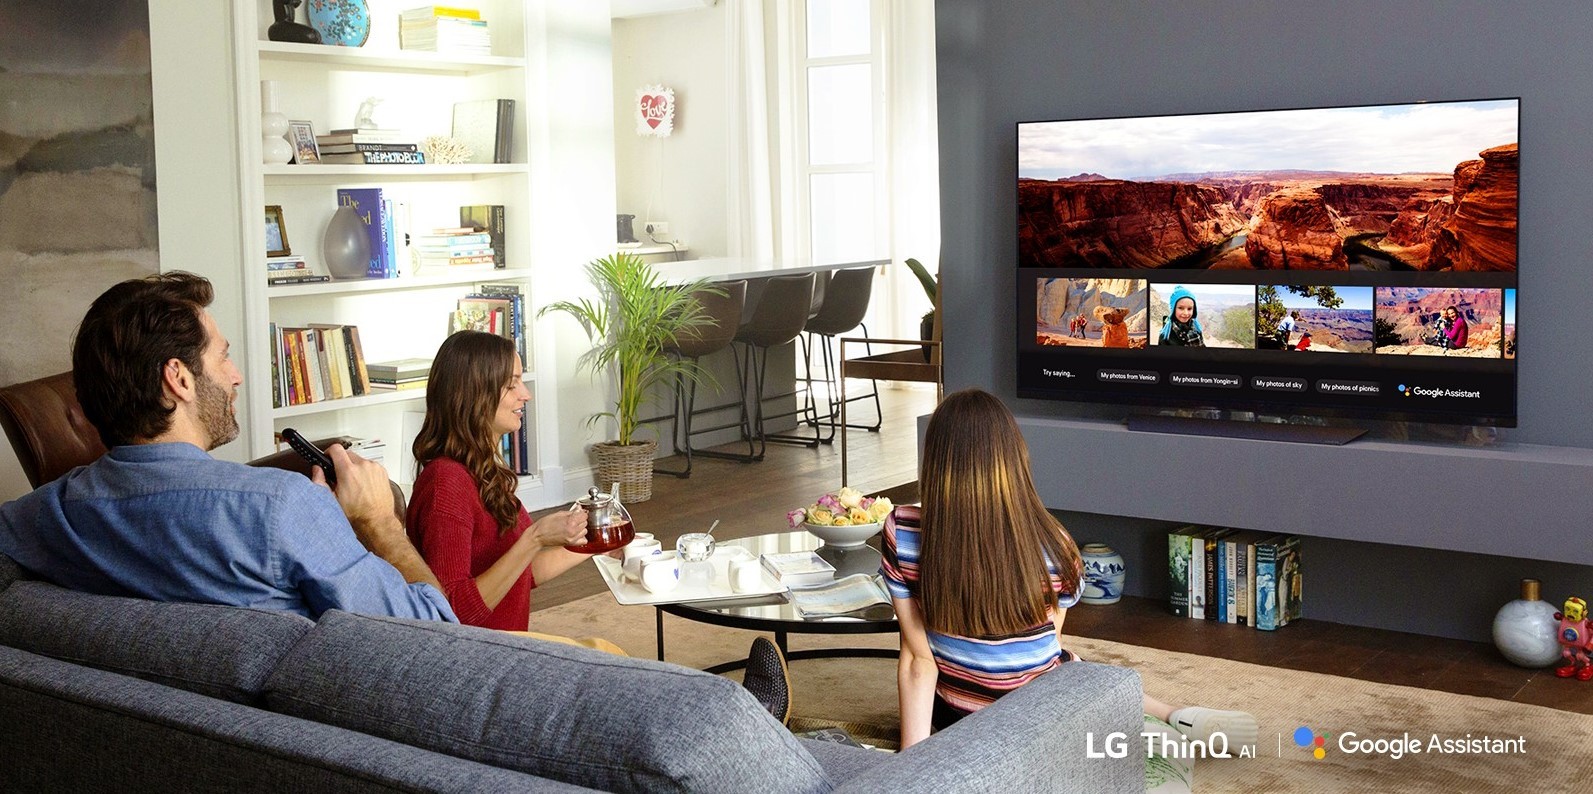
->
{"left": 730, "top": 559, "right": 764, "bottom": 593}
{"left": 640, "top": 556, "right": 680, "bottom": 594}
{"left": 621, "top": 538, "right": 663, "bottom": 579}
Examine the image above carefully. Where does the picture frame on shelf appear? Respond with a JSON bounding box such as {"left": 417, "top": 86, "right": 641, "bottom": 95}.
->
{"left": 288, "top": 120, "right": 320, "bottom": 164}
{"left": 265, "top": 205, "right": 291, "bottom": 257}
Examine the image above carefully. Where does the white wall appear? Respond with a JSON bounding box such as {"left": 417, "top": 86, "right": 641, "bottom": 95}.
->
{"left": 612, "top": 4, "right": 729, "bottom": 258}
{"left": 530, "top": 3, "right": 623, "bottom": 503}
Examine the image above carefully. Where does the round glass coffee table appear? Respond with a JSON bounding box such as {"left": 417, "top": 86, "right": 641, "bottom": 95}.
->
{"left": 654, "top": 531, "right": 899, "bottom": 673}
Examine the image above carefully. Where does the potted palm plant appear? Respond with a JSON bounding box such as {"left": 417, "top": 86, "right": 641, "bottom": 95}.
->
{"left": 905, "top": 257, "right": 939, "bottom": 360}
{"left": 539, "top": 252, "right": 722, "bottom": 502}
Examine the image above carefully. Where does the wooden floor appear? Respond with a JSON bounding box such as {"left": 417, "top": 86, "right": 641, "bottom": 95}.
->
{"left": 531, "top": 386, "right": 1593, "bottom": 716}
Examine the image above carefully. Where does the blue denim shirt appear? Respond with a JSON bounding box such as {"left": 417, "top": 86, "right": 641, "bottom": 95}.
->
{"left": 0, "top": 443, "right": 455, "bottom": 622}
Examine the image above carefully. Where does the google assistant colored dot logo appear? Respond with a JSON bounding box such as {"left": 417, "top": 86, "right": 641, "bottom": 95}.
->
{"left": 1295, "top": 726, "right": 1331, "bottom": 759}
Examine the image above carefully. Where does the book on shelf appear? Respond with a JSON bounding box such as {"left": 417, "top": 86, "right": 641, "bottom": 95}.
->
{"left": 451, "top": 99, "right": 514, "bottom": 165}
{"left": 1203, "top": 528, "right": 1233, "bottom": 622}
{"left": 473, "top": 281, "right": 527, "bottom": 367}
{"left": 272, "top": 324, "right": 370, "bottom": 407}
{"left": 316, "top": 130, "right": 410, "bottom": 146}
{"left": 268, "top": 274, "right": 331, "bottom": 286}
{"left": 1275, "top": 535, "right": 1303, "bottom": 627}
{"left": 316, "top": 142, "right": 420, "bottom": 155}
{"left": 368, "top": 378, "right": 428, "bottom": 392}
{"left": 459, "top": 204, "right": 506, "bottom": 267}
{"left": 400, "top": 15, "right": 491, "bottom": 54}
{"left": 1166, "top": 525, "right": 1201, "bottom": 618}
{"left": 320, "top": 150, "right": 427, "bottom": 165}
{"left": 266, "top": 256, "right": 308, "bottom": 271}
{"left": 366, "top": 357, "right": 434, "bottom": 381}
{"left": 400, "top": 6, "right": 483, "bottom": 21}
{"left": 335, "top": 188, "right": 398, "bottom": 279}
{"left": 759, "top": 550, "right": 836, "bottom": 588}
{"left": 1247, "top": 534, "right": 1305, "bottom": 629}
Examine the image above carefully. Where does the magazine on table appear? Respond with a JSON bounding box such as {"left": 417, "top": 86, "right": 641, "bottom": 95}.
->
{"left": 790, "top": 574, "right": 891, "bottom": 619}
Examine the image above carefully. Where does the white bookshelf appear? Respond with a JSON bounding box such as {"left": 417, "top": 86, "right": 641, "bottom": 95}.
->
{"left": 232, "top": 0, "right": 557, "bottom": 500}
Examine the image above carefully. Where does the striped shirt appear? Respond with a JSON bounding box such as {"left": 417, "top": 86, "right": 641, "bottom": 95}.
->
{"left": 879, "top": 505, "right": 1080, "bottom": 716}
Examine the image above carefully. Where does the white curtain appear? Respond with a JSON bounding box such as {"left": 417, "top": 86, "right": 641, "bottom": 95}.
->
{"left": 881, "top": 0, "right": 941, "bottom": 339}
{"left": 725, "top": 1, "right": 781, "bottom": 261}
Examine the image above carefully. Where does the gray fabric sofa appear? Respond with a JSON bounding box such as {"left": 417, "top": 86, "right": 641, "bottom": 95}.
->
{"left": 0, "top": 552, "right": 1142, "bottom": 792}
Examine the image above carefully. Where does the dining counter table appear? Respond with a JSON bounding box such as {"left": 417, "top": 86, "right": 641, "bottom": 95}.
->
{"left": 640, "top": 256, "right": 891, "bottom": 456}
{"left": 655, "top": 256, "right": 889, "bottom": 284}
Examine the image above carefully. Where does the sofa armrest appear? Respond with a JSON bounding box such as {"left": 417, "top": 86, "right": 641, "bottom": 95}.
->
{"left": 249, "top": 435, "right": 406, "bottom": 525}
{"left": 832, "top": 661, "right": 1143, "bottom": 794}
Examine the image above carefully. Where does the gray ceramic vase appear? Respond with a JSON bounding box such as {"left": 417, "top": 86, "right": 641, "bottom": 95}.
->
{"left": 322, "top": 205, "right": 371, "bottom": 280}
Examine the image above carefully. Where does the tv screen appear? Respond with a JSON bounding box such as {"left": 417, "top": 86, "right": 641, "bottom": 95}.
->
{"left": 1016, "top": 98, "right": 1519, "bottom": 426}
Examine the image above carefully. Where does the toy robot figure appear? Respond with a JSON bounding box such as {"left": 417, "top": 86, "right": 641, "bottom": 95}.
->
{"left": 1553, "top": 596, "right": 1593, "bottom": 680}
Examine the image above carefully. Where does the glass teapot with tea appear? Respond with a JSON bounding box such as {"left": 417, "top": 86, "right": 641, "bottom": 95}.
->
{"left": 568, "top": 483, "right": 635, "bottom": 554}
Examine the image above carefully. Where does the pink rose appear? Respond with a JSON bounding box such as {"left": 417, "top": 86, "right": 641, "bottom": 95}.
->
{"left": 786, "top": 508, "right": 807, "bottom": 528}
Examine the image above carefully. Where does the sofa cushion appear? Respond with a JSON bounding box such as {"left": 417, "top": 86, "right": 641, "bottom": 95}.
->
{"left": 0, "top": 579, "right": 312, "bottom": 704}
{"left": 0, "top": 552, "right": 20, "bottom": 592}
{"left": 265, "top": 611, "right": 833, "bottom": 794}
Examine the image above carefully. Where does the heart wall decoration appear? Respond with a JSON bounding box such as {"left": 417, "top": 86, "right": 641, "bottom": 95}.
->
{"left": 635, "top": 85, "right": 676, "bottom": 137}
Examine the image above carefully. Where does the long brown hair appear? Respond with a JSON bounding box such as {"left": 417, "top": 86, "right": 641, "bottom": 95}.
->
{"left": 412, "top": 331, "right": 521, "bottom": 533}
{"left": 917, "top": 388, "right": 1081, "bottom": 637}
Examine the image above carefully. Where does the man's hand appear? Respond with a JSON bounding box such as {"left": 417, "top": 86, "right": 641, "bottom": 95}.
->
{"left": 530, "top": 505, "right": 588, "bottom": 548}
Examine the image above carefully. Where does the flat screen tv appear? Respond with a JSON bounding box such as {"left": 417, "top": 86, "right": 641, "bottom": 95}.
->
{"left": 1016, "top": 98, "right": 1519, "bottom": 428}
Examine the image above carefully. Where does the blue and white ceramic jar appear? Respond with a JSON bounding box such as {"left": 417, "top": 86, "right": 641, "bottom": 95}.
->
{"left": 1080, "top": 543, "right": 1126, "bottom": 605}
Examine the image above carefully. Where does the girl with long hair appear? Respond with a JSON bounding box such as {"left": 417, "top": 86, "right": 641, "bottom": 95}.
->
{"left": 407, "top": 331, "right": 598, "bottom": 636}
{"left": 882, "top": 388, "right": 1255, "bottom": 748}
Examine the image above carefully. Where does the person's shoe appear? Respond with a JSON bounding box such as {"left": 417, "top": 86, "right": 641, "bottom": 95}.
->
{"left": 1556, "top": 662, "right": 1579, "bottom": 678}
{"left": 1168, "top": 706, "right": 1258, "bottom": 752}
{"left": 742, "top": 636, "right": 792, "bottom": 724}
{"left": 1578, "top": 665, "right": 1593, "bottom": 682}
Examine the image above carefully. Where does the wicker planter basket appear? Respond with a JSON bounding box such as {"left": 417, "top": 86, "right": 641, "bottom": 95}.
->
{"left": 590, "top": 439, "right": 658, "bottom": 502}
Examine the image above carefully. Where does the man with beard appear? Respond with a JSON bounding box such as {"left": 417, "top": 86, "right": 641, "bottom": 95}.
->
{"left": 0, "top": 273, "right": 454, "bottom": 621}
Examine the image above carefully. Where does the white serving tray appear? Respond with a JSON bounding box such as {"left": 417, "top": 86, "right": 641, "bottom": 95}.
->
{"left": 592, "top": 547, "right": 788, "bottom": 606}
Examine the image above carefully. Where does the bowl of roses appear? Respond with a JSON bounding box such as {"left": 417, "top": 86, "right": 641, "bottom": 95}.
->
{"left": 786, "top": 487, "right": 893, "bottom": 548}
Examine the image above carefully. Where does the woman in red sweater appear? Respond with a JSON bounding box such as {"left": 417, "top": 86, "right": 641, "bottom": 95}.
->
{"left": 407, "top": 331, "right": 601, "bottom": 638}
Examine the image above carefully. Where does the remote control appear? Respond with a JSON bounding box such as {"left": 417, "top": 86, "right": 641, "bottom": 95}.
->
{"left": 280, "top": 427, "right": 336, "bottom": 485}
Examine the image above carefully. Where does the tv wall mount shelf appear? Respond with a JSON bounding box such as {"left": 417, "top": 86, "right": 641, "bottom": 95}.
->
{"left": 1126, "top": 413, "right": 1368, "bottom": 445}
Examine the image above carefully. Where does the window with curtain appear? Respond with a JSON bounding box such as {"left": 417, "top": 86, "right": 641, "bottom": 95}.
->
{"left": 793, "top": 0, "right": 884, "bottom": 266}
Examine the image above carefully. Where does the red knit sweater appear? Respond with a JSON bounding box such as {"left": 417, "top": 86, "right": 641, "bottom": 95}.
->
{"left": 406, "top": 457, "right": 534, "bottom": 630}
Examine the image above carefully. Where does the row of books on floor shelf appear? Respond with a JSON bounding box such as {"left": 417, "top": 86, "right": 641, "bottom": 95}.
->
{"left": 449, "top": 282, "right": 528, "bottom": 367}
{"left": 266, "top": 255, "right": 330, "bottom": 286}
{"left": 447, "top": 281, "right": 531, "bottom": 474}
{"left": 317, "top": 130, "right": 425, "bottom": 165}
{"left": 270, "top": 323, "right": 371, "bottom": 408}
{"left": 1167, "top": 526, "right": 1302, "bottom": 631}
{"left": 399, "top": 6, "right": 491, "bottom": 55}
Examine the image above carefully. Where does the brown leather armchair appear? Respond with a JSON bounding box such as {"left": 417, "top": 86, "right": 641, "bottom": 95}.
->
{"left": 0, "top": 372, "right": 404, "bottom": 521}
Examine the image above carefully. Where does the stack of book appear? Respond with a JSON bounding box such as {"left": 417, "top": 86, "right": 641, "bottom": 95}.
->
{"left": 399, "top": 6, "right": 491, "bottom": 55}
{"left": 448, "top": 282, "right": 530, "bottom": 473}
{"left": 316, "top": 129, "right": 425, "bottom": 165}
{"left": 760, "top": 551, "right": 837, "bottom": 588}
{"left": 269, "top": 323, "right": 371, "bottom": 408}
{"left": 367, "top": 358, "right": 432, "bottom": 391}
{"left": 414, "top": 227, "right": 495, "bottom": 270}
{"left": 334, "top": 188, "right": 403, "bottom": 279}
{"left": 266, "top": 255, "right": 328, "bottom": 286}
{"left": 459, "top": 204, "right": 506, "bottom": 267}
{"left": 1167, "top": 526, "right": 1302, "bottom": 631}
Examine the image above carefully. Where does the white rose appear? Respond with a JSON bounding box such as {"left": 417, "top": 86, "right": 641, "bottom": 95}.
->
{"left": 836, "top": 487, "right": 865, "bottom": 510}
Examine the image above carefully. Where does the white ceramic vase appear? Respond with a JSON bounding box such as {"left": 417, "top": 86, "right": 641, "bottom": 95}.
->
{"left": 1080, "top": 543, "right": 1126, "bottom": 605}
{"left": 1492, "top": 578, "right": 1561, "bottom": 668}
{"left": 260, "top": 80, "right": 293, "bottom": 165}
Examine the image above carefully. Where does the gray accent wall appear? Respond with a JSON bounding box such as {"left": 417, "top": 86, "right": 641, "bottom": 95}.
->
{"left": 933, "top": 0, "right": 1593, "bottom": 640}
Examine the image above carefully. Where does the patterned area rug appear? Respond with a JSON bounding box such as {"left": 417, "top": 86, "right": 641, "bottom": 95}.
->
{"left": 533, "top": 593, "right": 1593, "bottom": 792}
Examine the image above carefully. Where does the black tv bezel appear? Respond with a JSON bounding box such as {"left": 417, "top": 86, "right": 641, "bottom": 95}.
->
{"left": 1014, "top": 97, "right": 1521, "bottom": 428}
